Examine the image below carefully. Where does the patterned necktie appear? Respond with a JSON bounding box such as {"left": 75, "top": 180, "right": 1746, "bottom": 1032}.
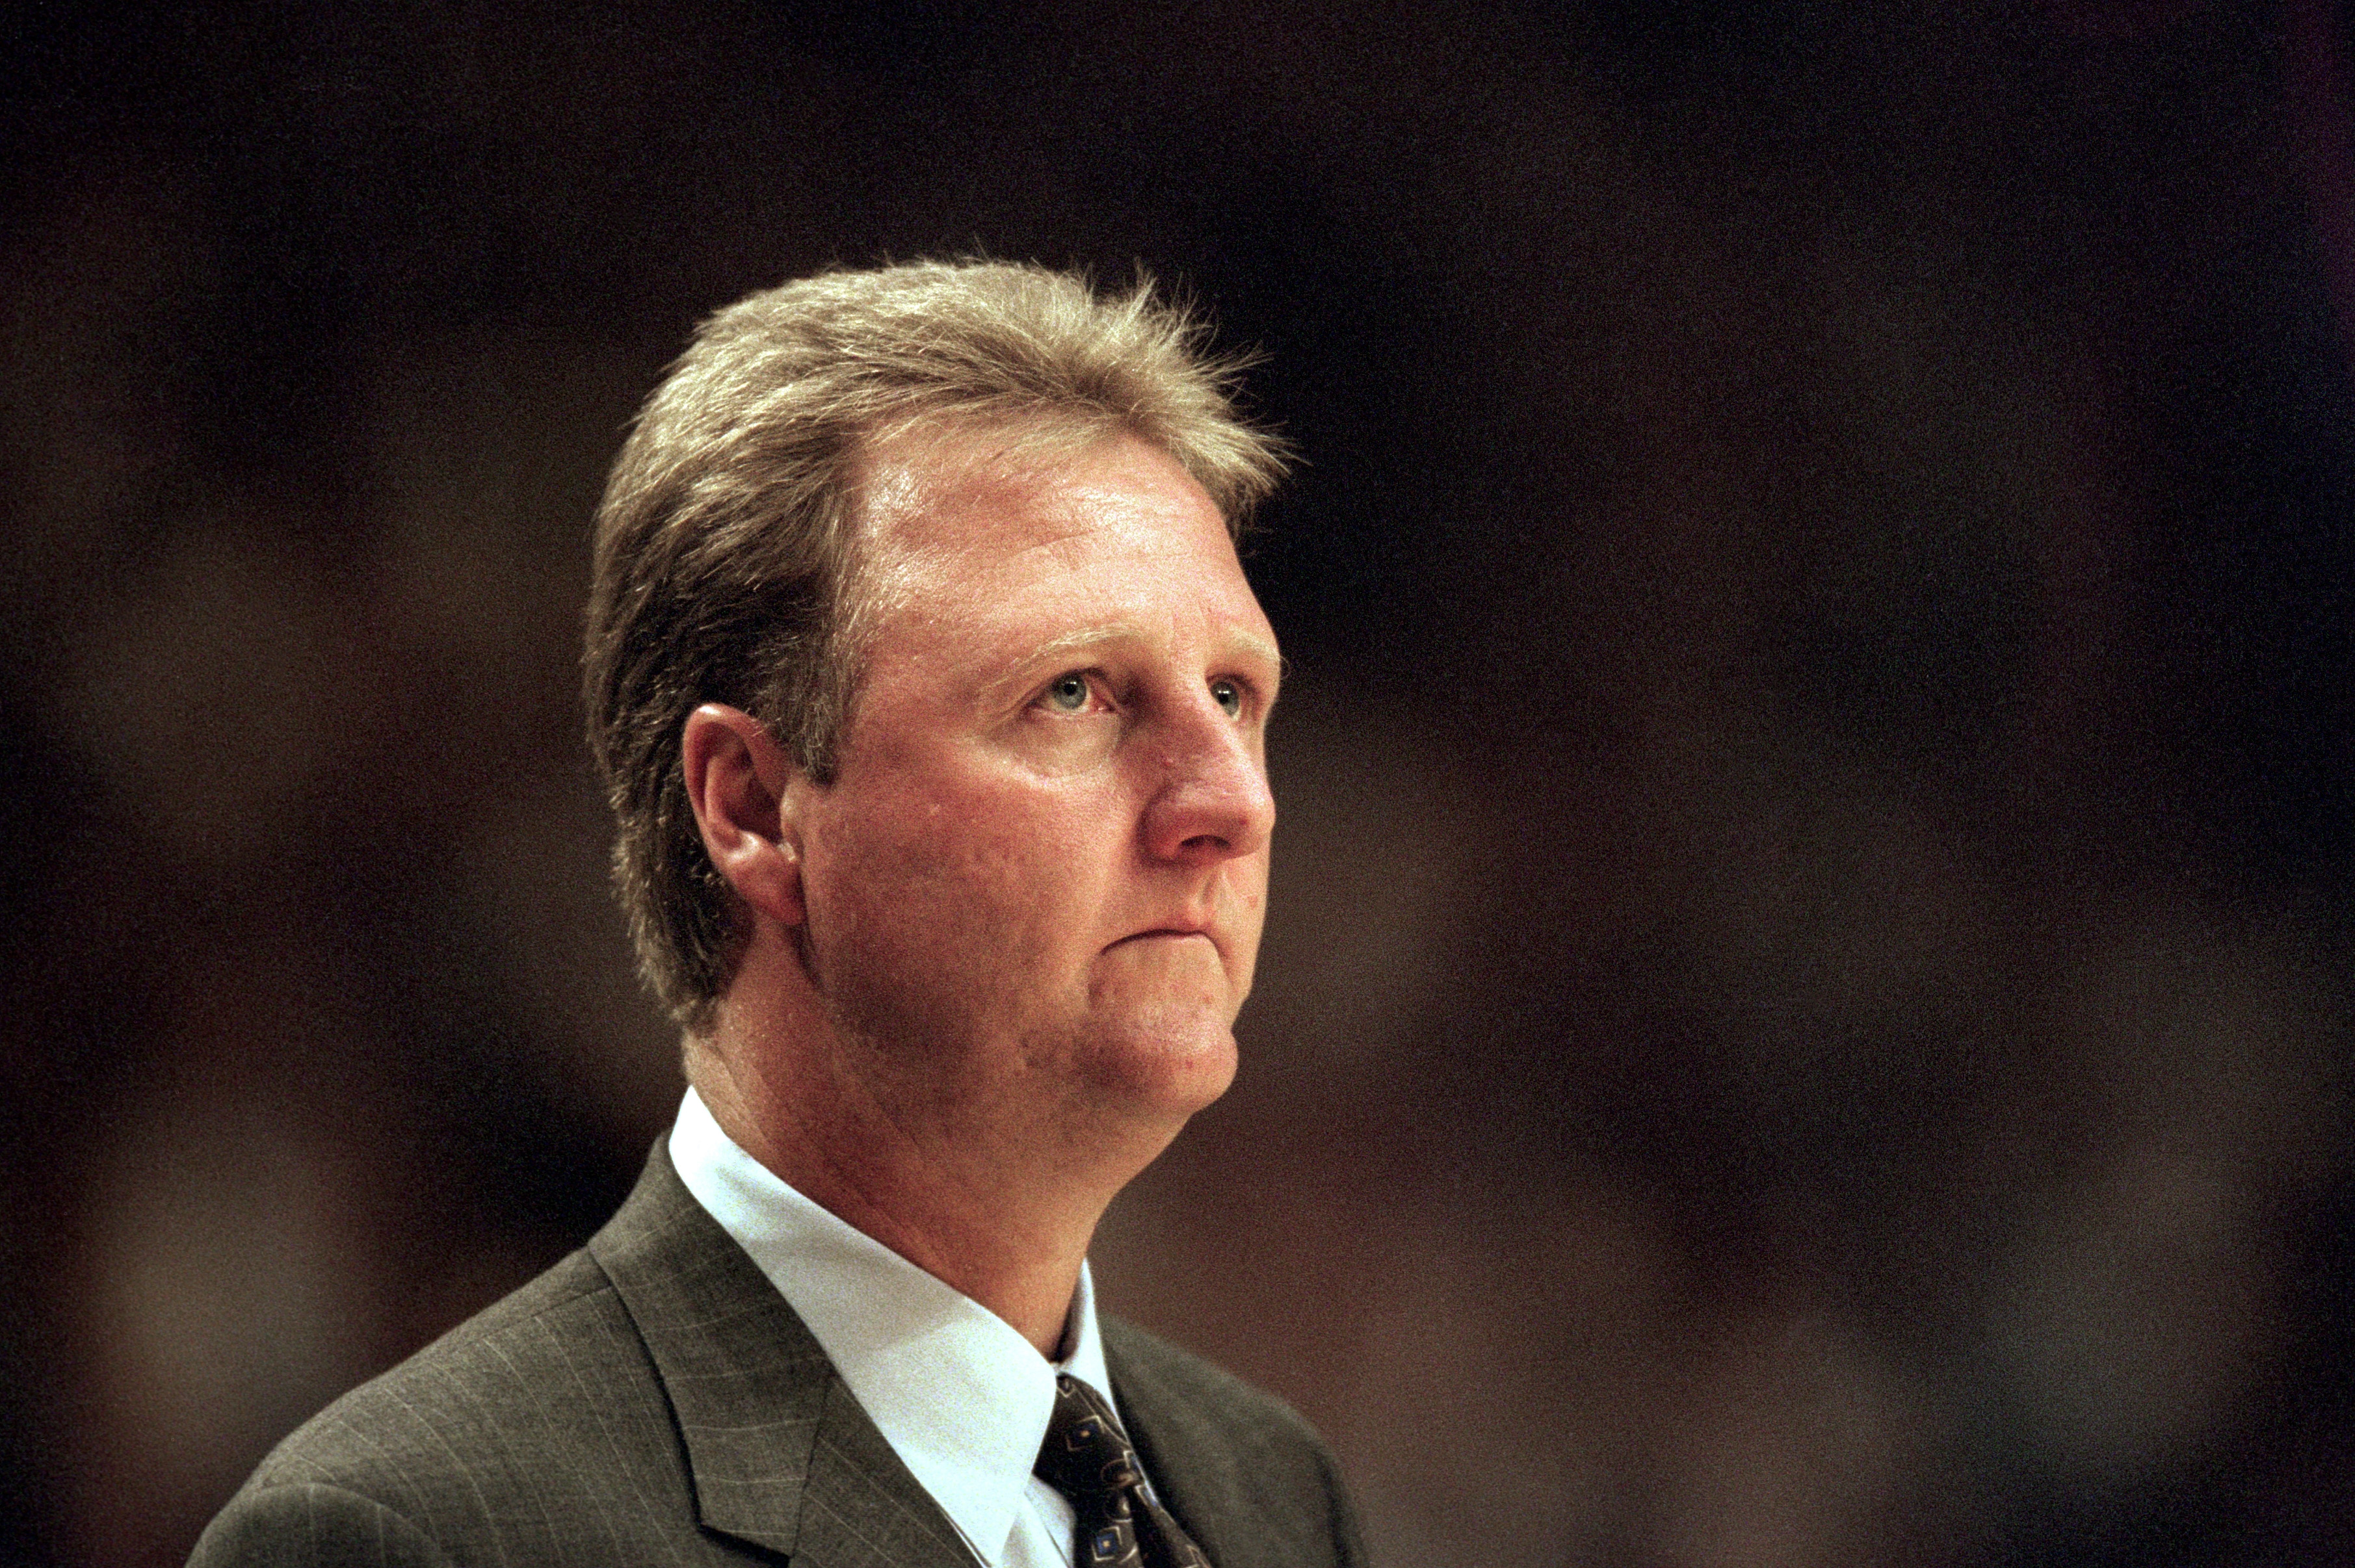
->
{"left": 1034, "top": 1373, "right": 1212, "bottom": 1568}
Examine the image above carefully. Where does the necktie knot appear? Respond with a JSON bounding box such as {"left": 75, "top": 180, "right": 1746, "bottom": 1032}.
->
{"left": 1034, "top": 1375, "right": 1211, "bottom": 1567}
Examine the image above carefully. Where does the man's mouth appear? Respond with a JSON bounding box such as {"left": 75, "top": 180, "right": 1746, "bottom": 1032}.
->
{"left": 1105, "top": 927, "right": 1213, "bottom": 951}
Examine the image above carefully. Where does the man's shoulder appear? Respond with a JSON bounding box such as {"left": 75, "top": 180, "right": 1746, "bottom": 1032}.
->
{"left": 188, "top": 1145, "right": 770, "bottom": 1567}
{"left": 192, "top": 1244, "right": 693, "bottom": 1564}
{"left": 244, "top": 1246, "right": 646, "bottom": 1491}
{"left": 1102, "top": 1318, "right": 1369, "bottom": 1568}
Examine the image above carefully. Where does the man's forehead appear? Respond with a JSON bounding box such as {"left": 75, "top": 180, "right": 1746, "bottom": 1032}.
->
{"left": 849, "top": 423, "right": 1244, "bottom": 587}
{"left": 839, "top": 424, "right": 1277, "bottom": 697}
{"left": 852, "top": 419, "right": 1107, "bottom": 540}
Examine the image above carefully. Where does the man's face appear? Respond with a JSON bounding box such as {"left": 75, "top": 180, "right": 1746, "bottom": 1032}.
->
{"left": 787, "top": 428, "right": 1279, "bottom": 1145}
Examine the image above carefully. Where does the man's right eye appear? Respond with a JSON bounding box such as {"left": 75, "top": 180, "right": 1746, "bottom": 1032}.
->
{"left": 1044, "top": 673, "right": 1092, "bottom": 712}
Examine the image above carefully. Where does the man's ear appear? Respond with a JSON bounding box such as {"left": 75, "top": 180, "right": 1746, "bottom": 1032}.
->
{"left": 681, "top": 703, "right": 806, "bottom": 927}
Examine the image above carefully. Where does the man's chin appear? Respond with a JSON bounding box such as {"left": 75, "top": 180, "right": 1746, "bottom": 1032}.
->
{"left": 1074, "top": 1011, "right": 1240, "bottom": 1118}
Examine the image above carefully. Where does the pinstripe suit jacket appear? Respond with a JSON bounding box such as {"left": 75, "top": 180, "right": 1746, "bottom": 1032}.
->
{"left": 189, "top": 1142, "right": 1366, "bottom": 1567}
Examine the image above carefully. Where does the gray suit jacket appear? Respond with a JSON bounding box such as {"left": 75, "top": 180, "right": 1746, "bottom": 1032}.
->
{"left": 190, "top": 1143, "right": 1367, "bottom": 1567}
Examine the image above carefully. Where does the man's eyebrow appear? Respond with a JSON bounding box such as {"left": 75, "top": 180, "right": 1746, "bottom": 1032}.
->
{"left": 997, "top": 622, "right": 1285, "bottom": 681}
{"left": 1017, "top": 621, "right": 1149, "bottom": 670}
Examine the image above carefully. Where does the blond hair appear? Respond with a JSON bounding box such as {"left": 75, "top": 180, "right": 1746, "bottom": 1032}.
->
{"left": 583, "top": 260, "right": 1286, "bottom": 1031}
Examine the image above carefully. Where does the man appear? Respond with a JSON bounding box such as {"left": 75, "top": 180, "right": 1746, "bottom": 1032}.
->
{"left": 191, "top": 261, "right": 1367, "bottom": 1567}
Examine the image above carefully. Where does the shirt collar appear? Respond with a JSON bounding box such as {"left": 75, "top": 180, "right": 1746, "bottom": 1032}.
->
{"left": 668, "top": 1086, "right": 1116, "bottom": 1564}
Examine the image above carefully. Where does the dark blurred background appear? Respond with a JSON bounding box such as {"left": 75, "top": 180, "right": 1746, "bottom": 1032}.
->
{"left": 5, "top": 1, "right": 2352, "bottom": 1563}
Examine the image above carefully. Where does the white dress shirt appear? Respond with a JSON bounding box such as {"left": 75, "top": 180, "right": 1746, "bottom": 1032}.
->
{"left": 669, "top": 1087, "right": 1132, "bottom": 1568}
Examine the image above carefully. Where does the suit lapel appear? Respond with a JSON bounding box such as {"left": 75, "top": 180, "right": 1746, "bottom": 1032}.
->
{"left": 588, "top": 1142, "right": 976, "bottom": 1568}
{"left": 790, "top": 1378, "right": 987, "bottom": 1568}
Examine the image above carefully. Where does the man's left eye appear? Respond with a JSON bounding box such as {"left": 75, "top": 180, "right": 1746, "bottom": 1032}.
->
{"left": 1209, "top": 678, "right": 1243, "bottom": 718}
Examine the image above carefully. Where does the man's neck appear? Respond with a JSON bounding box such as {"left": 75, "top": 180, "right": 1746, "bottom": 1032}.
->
{"left": 687, "top": 1026, "right": 1138, "bottom": 1357}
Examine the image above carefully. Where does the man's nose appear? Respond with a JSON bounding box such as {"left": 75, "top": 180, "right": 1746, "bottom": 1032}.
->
{"left": 1141, "top": 699, "right": 1276, "bottom": 866}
